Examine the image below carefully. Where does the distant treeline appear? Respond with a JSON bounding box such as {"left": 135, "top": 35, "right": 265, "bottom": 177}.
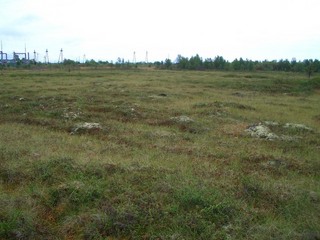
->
{"left": 5, "top": 54, "right": 319, "bottom": 77}
{"left": 49, "top": 55, "right": 320, "bottom": 75}
{"left": 154, "top": 55, "right": 320, "bottom": 76}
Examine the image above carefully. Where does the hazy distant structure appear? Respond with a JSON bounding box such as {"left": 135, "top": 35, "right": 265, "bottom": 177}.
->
{"left": 0, "top": 50, "right": 7, "bottom": 64}
{"left": 13, "top": 51, "right": 29, "bottom": 64}
{"left": 58, "top": 48, "right": 63, "bottom": 63}
{"left": 0, "top": 41, "right": 8, "bottom": 64}
{"left": 0, "top": 40, "right": 6, "bottom": 64}
{"left": 0, "top": 41, "right": 41, "bottom": 65}
{"left": 0, "top": 48, "right": 30, "bottom": 65}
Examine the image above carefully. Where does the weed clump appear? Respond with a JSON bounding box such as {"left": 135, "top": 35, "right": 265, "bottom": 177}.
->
{"left": 34, "top": 157, "right": 77, "bottom": 184}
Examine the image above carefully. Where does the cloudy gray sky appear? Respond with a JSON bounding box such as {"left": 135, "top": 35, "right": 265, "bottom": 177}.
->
{"left": 1, "top": 0, "right": 319, "bottom": 62}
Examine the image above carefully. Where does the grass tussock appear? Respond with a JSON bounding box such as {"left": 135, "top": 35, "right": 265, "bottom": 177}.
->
{"left": 0, "top": 69, "right": 319, "bottom": 239}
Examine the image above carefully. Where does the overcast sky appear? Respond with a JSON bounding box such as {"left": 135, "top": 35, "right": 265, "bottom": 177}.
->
{"left": 1, "top": 0, "right": 319, "bottom": 62}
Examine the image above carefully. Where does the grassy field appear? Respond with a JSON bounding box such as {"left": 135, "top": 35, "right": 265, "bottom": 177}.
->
{"left": 0, "top": 67, "right": 319, "bottom": 239}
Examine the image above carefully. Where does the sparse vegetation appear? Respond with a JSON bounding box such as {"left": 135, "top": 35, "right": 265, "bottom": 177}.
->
{"left": 0, "top": 68, "right": 319, "bottom": 239}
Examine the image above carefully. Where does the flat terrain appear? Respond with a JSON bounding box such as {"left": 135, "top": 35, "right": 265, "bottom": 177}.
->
{"left": 0, "top": 68, "right": 319, "bottom": 239}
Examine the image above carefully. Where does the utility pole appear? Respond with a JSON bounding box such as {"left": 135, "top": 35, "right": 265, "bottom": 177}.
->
{"left": 133, "top": 51, "right": 136, "bottom": 64}
{"left": 24, "top": 43, "right": 28, "bottom": 63}
{"left": 1, "top": 40, "right": 2, "bottom": 63}
{"left": 145, "top": 51, "right": 148, "bottom": 64}
{"left": 58, "top": 48, "right": 63, "bottom": 63}
{"left": 45, "top": 49, "right": 49, "bottom": 64}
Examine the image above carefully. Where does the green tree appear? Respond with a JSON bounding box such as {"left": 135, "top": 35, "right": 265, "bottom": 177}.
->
{"left": 204, "top": 58, "right": 214, "bottom": 69}
{"left": 164, "top": 58, "right": 172, "bottom": 69}
{"left": 304, "top": 59, "right": 315, "bottom": 78}
{"left": 189, "top": 54, "right": 203, "bottom": 70}
{"left": 213, "top": 56, "right": 226, "bottom": 70}
{"left": 176, "top": 55, "right": 189, "bottom": 69}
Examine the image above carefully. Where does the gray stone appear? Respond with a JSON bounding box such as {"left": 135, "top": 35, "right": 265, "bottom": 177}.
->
{"left": 283, "top": 123, "right": 313, "bottom": 131}
{"left": 170, "top": 115, "right": 194, "bottom": 123}
{"left": 245, "top": 124, "right": 279, "bottom": 140}
{"left": 264, "top": 121, "right": 280, "bottom": 126}
{"left": 63, "top": 111, "right": 81, "bottom": 119}
{"left": 245, "top": 121, "right": 308, "bottom": 141}
{"left": 72, "top": 122, "right": 102, "bottom": 134}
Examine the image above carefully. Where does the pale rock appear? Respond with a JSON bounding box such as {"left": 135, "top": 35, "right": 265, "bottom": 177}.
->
{"left": 283, "top": 123, "right": 313, "bottom": 131}
{"left": 170, "top": 115, "right": 194, "bottom": 123}
{"left": 245, "top": 123, "right": 279, "bottom": 140}
{"left": 72, "top": 122, "right": 102, "bottom": 134}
